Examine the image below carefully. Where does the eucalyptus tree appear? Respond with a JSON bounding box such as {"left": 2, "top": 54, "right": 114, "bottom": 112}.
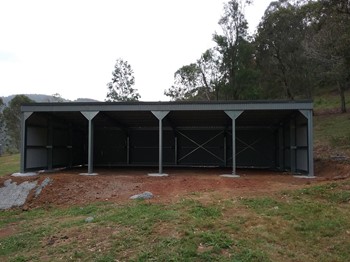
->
{"left": 166, "top": 0, "right": 254, "bottom": 101}
{"left": 164, "top": 49, "right": 224, "bottom": 101}
{"left": 213, "top": 0, "right": 252, "bottom": 100}
{"left": 303, "top": 0, "right": 350, "bottom": 112}
{"left": 255, "top": 1, "right": 311, "bottom": 100}
{"left": 106, "top": 58, "right": 140, "bottom": 102}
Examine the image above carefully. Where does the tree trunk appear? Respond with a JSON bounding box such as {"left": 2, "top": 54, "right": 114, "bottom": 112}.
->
{"left": 338, "top": 81, "right": 347, "bottom": 113}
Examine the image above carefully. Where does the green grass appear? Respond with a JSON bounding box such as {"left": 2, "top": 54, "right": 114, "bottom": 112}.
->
{"left": 313, "top": 91, "right": 350, "bottom": 157}
{"left": 1, "top": 181, "right": 349, "bottom": 261}
{"left": 314, "top": 113, "right": 350, "bottom": 157}
{"left": 0, "top": 153, "right": 20, "bottom": 176}
{"left": 313, "top": 90, "right": 350, "bottom": 112}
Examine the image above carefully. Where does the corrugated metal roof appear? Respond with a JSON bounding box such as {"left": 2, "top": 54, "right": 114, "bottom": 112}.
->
{"left": 22, "top": 100, "right": 313, "bottom": 112}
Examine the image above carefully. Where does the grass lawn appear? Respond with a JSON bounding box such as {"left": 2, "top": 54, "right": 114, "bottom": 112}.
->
{"left": 0, "top": 181, "right": 349, "bottom": 261}
{"left": 0, "top": 154, "right": 20, "bottom": 177}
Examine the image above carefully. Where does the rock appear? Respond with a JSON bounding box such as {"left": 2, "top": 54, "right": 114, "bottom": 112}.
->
{"left": 35, "top": 177, "right": 52, "bottom": 197}
{"left": 4, "top": 179, "right": 12, "bottom": 187}
{"left": 85, "top": 217, "right": 94, "bottom": 223}
{"left": 130, "top": 191, "right": 153, "bottom": 200}
{"left": 0, "top": 180, "right": 37, "bottom": 210}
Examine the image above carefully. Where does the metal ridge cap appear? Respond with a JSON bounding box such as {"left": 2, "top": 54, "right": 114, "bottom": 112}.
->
{"left": 21, "top": 99, "right": 313, "bottom": 107}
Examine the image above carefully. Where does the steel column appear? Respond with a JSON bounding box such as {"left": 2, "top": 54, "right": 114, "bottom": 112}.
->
{"left": 68, "top": 124, "right": 73, "bottom": 168}
{"left": 126, "top": 136, "right": 130, "bottom": 165}
{"left": 47, "top": 117, "right": 53, "bottom": 170}
{"left": 151, "top": 111, "right": 169, "bottom": 174}
{"left": 174, "top": 136, "right": 178, "bottom": 165}
{"left": 300, "top": 110, "right": 314, "bottom": 176}
{"left": 224, "top": 135, "right": 227, "bottom": 166}
{"left": 225, "top": 111, "right": 243, "bottom": 175}
{"left": 278, "top": 126, "right": 284, "bottom": 170}
{"left": 81, "top": 111, "right": 99, "bottom": 174}
{"left": 20, "top": 112, "right": 33, "bottom": 173}
{"left": 290, "top": 118, "right": 296, "bottom": 174}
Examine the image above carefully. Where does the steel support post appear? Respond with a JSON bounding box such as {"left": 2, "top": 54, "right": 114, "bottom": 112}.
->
{"left": 81, "top": 111, "right": 99, "bottom": 174}
{"left": 174, "top": 136, "right": 178, "bottom": 165}
{"left": 278, "top": 126, "right": 284, "bottom": 170}
{"left": 20, "top": 112, "right": 33, "bottom": 173}
{"left": 151, "top": 111, "right": 169, "bottom": 175}
{"left": 88, "top": 119, "right": 94, "bottom": 174}
{"left": 47, "top": 117, "right": 53, "bottom": 170}
{"left": 159, "top": 119, "right": 163, "bottom": 174}
{"left": 68, "top": 124, "right": 73, "bottom": 168}
{"left": 224, "top": 111, "right": 243, "bottom": 175}
{"left": 300, "top": 110, "right": 314, "bottom": 177}
{"left": 290, "top": 118, "right": 296, "bottom": 174}
{"left": 224, "top": 135, "right": 227, "bottom": 167}
{"left": 126, "top": 136, "right": 130, "bottom": 165}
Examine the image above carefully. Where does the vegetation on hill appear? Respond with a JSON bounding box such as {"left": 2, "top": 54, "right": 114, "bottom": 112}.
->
{"left": 164, "top": 0, "right": 350, "bottom": 114}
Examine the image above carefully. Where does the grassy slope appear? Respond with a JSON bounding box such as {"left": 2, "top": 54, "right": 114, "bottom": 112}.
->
{"left": 0, "top": 154, "right": 19, "bottom": 177}
{"left": 0, "top": 182, "right": 349, "bottom": 261}
{"left": 314, "top": 91, "right": 350, "bottom": 159}
{"left": 313, "top": 90, "right": 350, "bottom": 112}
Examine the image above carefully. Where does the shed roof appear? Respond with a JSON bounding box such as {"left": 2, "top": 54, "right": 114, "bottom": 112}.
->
{"left": 22, "top": 100, "right": 313, "bottom": 112}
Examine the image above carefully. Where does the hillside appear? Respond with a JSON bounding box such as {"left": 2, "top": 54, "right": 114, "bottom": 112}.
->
{"left": 1, "top": 94, "right": 100, "bottom": 105}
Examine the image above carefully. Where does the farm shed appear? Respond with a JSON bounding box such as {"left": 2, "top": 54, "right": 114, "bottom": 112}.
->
{"left": 20, "top": 101, "right": 314, "bottom": 176}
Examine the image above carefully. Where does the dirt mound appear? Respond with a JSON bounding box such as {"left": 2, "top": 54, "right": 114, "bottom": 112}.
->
{"left": 1, "top": 160, "right": 349, "bottom": 209}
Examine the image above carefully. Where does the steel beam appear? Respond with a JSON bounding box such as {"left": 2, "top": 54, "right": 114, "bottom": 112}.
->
{"left": 81, "top": 111, "right": 99, "bottom": 174}
{"left": 299, "top": 110, "right": 314, "bottom": 176}
{"left": 151, "top": 111, "right": 169, "bottom": 174}
{"left": 177, "top": 130, "right": 225, "bottom": 163}
{"left": 225, "top": 111, "right": 243, "bottom": 175}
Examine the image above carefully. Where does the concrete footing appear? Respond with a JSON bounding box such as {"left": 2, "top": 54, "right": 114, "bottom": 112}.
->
{"left": 294, "top": 175, "right": 316, "bottom": 179}
{"left": 11, "top": 172, "right": 38, "bottom": 177}
{"left": 148, "top": 173, "right": 168, "bottom": 177}
{"left": 79, "top": 173, "right": 99, "bottom": 176}
{"left": 220, "top": 174, "right": 240, "bottom": 178}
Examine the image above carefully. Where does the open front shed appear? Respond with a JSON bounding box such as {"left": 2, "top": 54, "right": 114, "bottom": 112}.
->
{"left": 20, "top": 101, "right": 314, "bottom": 176}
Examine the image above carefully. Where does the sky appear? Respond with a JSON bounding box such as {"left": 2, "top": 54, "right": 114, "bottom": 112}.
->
{"left": 0, "top": 0, "right": 272, "bottom": 102}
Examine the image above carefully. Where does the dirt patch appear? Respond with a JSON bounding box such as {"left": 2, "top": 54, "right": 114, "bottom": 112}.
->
{"left": 1, "top": 160, "right": 349, "bottom": 209}
{"left": 0, "top": 223, "right": 18, "bottom": 239}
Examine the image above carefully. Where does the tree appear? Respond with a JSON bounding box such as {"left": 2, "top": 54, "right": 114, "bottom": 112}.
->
{"left": 305, "top": 0, "right": 350, "bottom": 112}
{"left": 52, "top": 93, "right": 64, "bottom": 102}
{"left": 165, "top": 0, "right": 254, "bottom": 101}
{"left": 3, "top": 95, "right": 34, "bottom": 152}
{"left": 106, "top": 58, "right": 140, "bottom": 102}
{"left": 255, "top": 1, "right": 311, "bottom": 100}
{"left": 213, "top": 0, "right": 251, "bottom": 100}
{"left": 164, "top": 49, "right": 224, "bottom": 101}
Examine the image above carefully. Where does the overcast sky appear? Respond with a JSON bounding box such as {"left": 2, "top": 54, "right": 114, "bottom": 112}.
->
{"left": 0, "top": 0, "right": 272, "bottom": 102}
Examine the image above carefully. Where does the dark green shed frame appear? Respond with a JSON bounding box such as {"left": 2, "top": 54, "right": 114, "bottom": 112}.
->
{"left": 20, "top": 101, "right": 314, "bottom": 176}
